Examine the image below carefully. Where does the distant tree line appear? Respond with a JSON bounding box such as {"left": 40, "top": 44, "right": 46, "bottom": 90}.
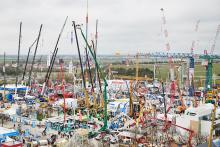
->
{"left": 0, "top": 65, "right": 22, "bottom": 76}
{"left": 0, "top": 65, "right": 68, "bottom": 76}
{"left": 111, "top": 67, "right": 153, "bottom": 78}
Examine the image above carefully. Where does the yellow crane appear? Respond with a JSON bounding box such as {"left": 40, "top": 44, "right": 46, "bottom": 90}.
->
{"left": 113, "top": 75, "right": 152, "bottom": 81}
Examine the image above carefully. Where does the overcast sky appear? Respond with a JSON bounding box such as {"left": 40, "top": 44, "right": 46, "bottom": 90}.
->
{"left": 0, "top": 0, "right": 219, "bottom": 55}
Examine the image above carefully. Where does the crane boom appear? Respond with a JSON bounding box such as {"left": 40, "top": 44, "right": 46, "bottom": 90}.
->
{"left": 160, "top": 8, "right": 174, "bottom": 82}
{"left": 79, "top": 27, "right": 108, "bottom": 131}
{"left": 191, "top": 20, "right": 200, "bottom": 55}
{"left": 200, "top": 24, "right": 220, "bottom": 91}
{"left": 210, "top": 24, "right": 220, "bottom": 55}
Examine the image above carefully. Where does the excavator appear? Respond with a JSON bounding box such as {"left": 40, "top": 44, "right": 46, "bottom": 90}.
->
{"left": 175, "top": 89, "right": 186, "bottom": 114}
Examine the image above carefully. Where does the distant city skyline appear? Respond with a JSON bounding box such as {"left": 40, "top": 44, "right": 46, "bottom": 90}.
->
{"left": 0, "top": 0, "right": 219, "bottom": 55}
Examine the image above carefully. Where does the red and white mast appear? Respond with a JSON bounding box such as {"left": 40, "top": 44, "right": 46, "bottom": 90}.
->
{"left": 210, "top": 24, "right": 220, "bottom": 55}
{"left": 160, "top": 8, "right": 175, "bottom": 104}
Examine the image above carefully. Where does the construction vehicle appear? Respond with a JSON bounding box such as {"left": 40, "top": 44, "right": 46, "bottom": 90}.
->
{"left": 206, "top": 90, "right": 214, "bottom": 103}
{"left": 175, "top": 65, "right": 186, "bottom": 114}
{"left": 200, "top": 53, "right": 220, "bottom": 91}
{"left": 175, "top": 91, "right": 186, "bottom": 114}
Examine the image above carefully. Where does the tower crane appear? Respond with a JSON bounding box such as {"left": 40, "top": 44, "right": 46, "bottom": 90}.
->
{"left": 188, "top": 20, "right": 200, "bottom": 97}
{"left": 199, "top": 24, "right": 220, "bottom": 92}
{"left": 158, "top": 12, "right": 193, "bottom": 145}
{"left": 160, "top": 8, "right": 175, "bottom": 105}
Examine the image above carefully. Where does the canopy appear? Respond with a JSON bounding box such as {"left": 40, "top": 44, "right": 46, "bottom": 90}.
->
{"left": 0, "top": 127, "right": 19, "bottom": 143}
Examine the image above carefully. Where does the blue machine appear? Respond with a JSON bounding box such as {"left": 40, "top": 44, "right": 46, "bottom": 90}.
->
{"left": 5, "top": 93, "right": 14, "bottom": 102}
{"left": 0, "top": 127, "right": 19, "bottom": 143}
{"left": 188, "top": 57, "right": 195, "bottom": 97}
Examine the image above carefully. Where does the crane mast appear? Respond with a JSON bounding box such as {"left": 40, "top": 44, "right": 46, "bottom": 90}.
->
{"left": 200, "top": 24, "right": 220, "bottom": 92}
{"left": 160, "top": 8, "right": 174, "bottom": 81}
{"left": 15, "top": 22, "right": 22, "bottom": 97}
{"left": 160, "top": 8, "right": 175, "bottom": 105}
{"left": 189, "top": 20, "right": 200, "bottom": 97}
{"left": 190, "top": 20, "right": 200, "bottom": 55}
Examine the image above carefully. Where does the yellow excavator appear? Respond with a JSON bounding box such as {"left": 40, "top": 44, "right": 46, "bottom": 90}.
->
{"left": 175, "top": 89, "right": 186, "bottom": 114}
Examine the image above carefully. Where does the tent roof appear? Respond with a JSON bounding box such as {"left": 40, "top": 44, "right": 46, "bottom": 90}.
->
{"left": 0, "top": 84, "right": 27, "bottom": 91}
{"left": 0, "top": 127, "right": 19, "bottom": 137}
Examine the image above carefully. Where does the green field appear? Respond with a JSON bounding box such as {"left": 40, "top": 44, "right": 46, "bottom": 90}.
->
{"left": 111, "top": 62, "right": 220, "bottom": 85}
{"left": 1, "top": 59, "right": 220, "bottom": 87}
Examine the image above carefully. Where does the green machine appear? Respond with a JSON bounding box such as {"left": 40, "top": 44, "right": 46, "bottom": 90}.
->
{"left": 200, "top": 54, "right": 220, "bottom": 103}
{"left": 79, "top": 27, "right": 108, "bottom": 131}
{"left": 199, "top": 54, "right": 220, "bottom": 91}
